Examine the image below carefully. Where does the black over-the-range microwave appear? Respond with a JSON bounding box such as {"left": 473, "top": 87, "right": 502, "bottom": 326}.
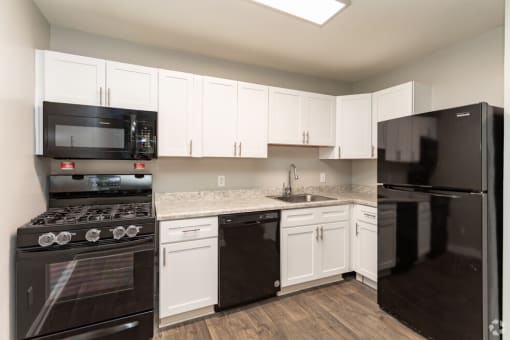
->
{"left": 36, "top": 101, "right": 157, "bottom": 160}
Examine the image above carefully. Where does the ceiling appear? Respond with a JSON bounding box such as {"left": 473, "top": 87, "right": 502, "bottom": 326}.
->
{"left": 34, "top": 0, "right": 504, "bottom": 82}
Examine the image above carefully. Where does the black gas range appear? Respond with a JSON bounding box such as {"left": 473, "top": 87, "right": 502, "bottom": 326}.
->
{"left": 16, "top": 174, "right": 155, "bottom": 340}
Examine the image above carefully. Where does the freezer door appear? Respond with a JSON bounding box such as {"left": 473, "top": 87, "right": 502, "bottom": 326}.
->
{"left": 377, "top": 186, "right": 489, "bottom": 340}
{"left": 378, "top": 103, "right": 485, "bottom": 191}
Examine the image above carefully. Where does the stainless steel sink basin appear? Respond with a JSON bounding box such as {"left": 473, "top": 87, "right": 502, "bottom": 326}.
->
{"left": 269, "top": 194, "right": 336, "bottom": 203}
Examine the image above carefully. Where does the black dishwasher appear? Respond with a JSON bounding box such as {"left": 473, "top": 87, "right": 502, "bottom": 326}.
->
{"left": 216, "top": 211, "right": 280, "bottom": 311}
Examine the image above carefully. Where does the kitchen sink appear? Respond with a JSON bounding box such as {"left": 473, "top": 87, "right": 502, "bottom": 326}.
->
{"left": 269, "top": 194, "right": 336, "bottom": 203}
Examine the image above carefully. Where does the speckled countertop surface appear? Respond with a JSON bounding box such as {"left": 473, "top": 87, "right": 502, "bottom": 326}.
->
{"left": 155, "top": 185, "right": 377, "bottom": 221}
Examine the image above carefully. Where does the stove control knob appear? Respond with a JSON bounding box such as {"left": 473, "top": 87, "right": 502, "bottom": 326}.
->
{"left": 126, "top": 225, "right": 141, "bottom": 238}
{"left": 85, "top": 228, "right": 101, "bottom": 242}
{"left": 38, "top": 232, "right": 56, "bottom": 247}
{"left": 112, "top": 226, "right": 126, "bottom": 240}
{"left": 55, "top": 231, "right": 73, "bottom": 245}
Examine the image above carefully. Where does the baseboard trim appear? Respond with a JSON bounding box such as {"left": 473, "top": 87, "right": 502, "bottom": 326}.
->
{"left": 159, "top": 305, "right": 215, "bottom": 329}
{"left": 278, "top": 275, "right": 344, "bottom": 296}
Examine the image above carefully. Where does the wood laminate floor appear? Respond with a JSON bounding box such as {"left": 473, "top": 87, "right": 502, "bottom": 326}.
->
{"left": 156, "top": 279, "right": 424, "bottom": 340}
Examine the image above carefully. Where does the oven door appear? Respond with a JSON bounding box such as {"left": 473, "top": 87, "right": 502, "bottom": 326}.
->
{"left": 16, "top": 236, "right": 154, "bottom": 340}
{"left": 43, "top": 101, "right": 156, "bottom": 160}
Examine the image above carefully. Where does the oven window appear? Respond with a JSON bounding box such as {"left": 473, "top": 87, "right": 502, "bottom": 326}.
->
{"left": 55, "top": 124, "right": 125, "bottom": 148}
{"left": 47, "top": 253, "right": 134, "bottom": 302}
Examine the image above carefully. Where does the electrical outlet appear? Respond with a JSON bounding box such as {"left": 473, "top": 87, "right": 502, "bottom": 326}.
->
{"left": 217, "top": 175, "right": 226, "bottom": 187}
{"left": 320, "top": 172, "right": 326, "bottom": 183}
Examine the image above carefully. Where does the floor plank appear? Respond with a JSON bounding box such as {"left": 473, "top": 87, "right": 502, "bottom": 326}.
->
{"left": 158, "top": 279, "right": 425, "bottom": 340}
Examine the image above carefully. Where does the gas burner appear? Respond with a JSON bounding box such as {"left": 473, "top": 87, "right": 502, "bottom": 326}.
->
{"left": 30, "top": 203, "right": 152, "bottom": 226}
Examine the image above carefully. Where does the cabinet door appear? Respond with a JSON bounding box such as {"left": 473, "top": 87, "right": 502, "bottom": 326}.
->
{"left": 159, "top": 238, "right": 218, "bottom": 318}
{"left": 268, "top": 87, "right": 304, "bottom": 145}
{"left": 304, "top": 93, "right": 335, "bottom": 146}
{"left": 338, "top": 94, "right": 373, "bottom": 159}
{"left": 42, "top": 50, "right": 106, "bottom": 106}
{"left": 158, "top": 70, "right": 196, "bottom": 157}
{"left": 237, "top": 82, "right": 268, "bottom": 158}
{"left": 202, "top": 77, "right": 238, "bottom": 157}
{"left": 356, "top": 220, "right": 378, "bottom": 282}
{"left": 318, "top": 221, "right": 349, "bottom": 278}
{"left": 106, "top": 61, "right": 158, "bottom": 110}
{"left": 373, "top": 82, "right": 413, "bottom": 122}
{"left": 281, "top": 225, "right": 319, "bottom": 287}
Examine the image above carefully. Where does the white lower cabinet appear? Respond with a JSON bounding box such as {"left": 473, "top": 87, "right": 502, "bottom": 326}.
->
{"left": 281, "top": 205, "right": 350, "bottom": 288}
{"left": 352, "top": 205, "right": 378, "bottom": 283}
{"left": 159, "top": 217, "right": 218, "bottom": 324}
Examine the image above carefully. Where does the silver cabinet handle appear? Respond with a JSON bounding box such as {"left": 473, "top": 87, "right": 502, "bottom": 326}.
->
{"left": 107, "top": 88, "right": 111, "bottom": 106}
{"left": 99, "top": 87, "right": 103, "bottom": 105}
{"left": 316, "top": 226, "right": 319, "bottom": 241}
{"left": 302, "top": 131, "right": 306, "bottom": 144}
{"left": 356, "top": 222, "right": 359, "bottom": 236}
{"left": 182, "top": 229, "right": 200, "bottom": 233}
{"left": 338, "top": 146, "right": 341, "bottom": 158}
{"left": 371, "top": 145, "right": 375, "bottom": 157}
{"left": 320, "top": 226, "right": 324, "bottom": 240}
{"left": 162, "top": 247, "right": 166, "bottom": 267}
{"left": 234, "top": 142, "right": 237, "bottom": 156}
{"left": 239, "top": 142, "right": 242, "bottom": 157}
{"left": 189, "top": 140, "right": 193, "bottom": 156}
{"left": 306, "top": 131, "right": 309, "bottom": 144}
{"left": 364, "top": 213, "right": 376, "bottom": 219}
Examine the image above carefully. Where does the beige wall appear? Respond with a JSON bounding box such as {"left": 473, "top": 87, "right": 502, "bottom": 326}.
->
{"left": 47, "top": 27, "right": 353, "bottom": 193}
{"left": 0, "top": 1, "right": 49, "bottom": 338}
{"left": 50, "top": 26, "right": 351, "bottom": 95}
{"left": 351, "top": 26, "right": 505, "bottom": 186}
{"left": 49, "top": 147, "right": 352, "bottom": 193}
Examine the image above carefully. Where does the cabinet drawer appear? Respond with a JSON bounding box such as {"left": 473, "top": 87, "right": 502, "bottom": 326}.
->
{"left": 357, "top": 206, "right": 377, "bottom": 224}
{"left": 281, "top": 208, "right": 317, "bottom": 228}
{"left": 317, "top": 205, "right": 349, "bottom": 223}
{"left": 159, "top": 217, "right": 218, "bottom": 244}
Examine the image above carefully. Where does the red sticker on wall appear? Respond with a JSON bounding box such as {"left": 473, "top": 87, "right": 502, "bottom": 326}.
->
{"left": 60, "top": 162, "right": 75, "bottom": 170}
{"left": 134, "top": 163, "right": 145, "bottom": 170}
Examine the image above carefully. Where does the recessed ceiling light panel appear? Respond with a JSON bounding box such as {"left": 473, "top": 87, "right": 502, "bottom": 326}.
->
{"left": 252, "top": 0, "right": 350, "bottom": 26}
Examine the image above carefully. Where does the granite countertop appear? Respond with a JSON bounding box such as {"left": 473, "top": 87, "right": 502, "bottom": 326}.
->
{"left": 155, "top": 185, "right": 377, "bottom": 221}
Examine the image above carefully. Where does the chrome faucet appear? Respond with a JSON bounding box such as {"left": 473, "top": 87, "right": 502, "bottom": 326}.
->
{"left": 283, "top": 163, "right": 299, "bottom": 196}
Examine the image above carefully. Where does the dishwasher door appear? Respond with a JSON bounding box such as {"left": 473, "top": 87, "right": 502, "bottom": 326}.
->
{"left": 217, "top": 211, "right": 280, "bottom": 311}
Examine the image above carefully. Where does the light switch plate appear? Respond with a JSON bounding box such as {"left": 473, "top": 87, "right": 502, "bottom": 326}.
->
{"left": 320, "top": 172, "right": 326, "bottom": 183}
{"left": 217, "top": 175, "right": 226, "bottom": 187}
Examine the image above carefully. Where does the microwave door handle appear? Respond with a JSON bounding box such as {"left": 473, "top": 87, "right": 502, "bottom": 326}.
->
{"left": 130, "top": 114, "right": 137, "bottom": 157}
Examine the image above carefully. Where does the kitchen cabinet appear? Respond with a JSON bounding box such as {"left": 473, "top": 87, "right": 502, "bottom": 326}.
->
{"left": 158, "top": 70, "right": 202, "bottom": 157}
{"left": 237, "top": 82, "right": 269, "bottom": 158}
{"left": 281, "top": 205, "right": 350, "bottom": 288}
{"left": 352, "top": 205, "right": 377, "bottom": 283}
{"left": 159, "top": 217, "right": 218, "bottom": 323}
{"left": 320, "top": 94, "right": 373, "bottom": 159}
{"left": 36, "top": 50, "right": 106, "bottom": 106}
{"left": 201, "top": 76, "right": 238, "bottom": 157}
{"left": 36, "top": 50, "right": 158, "bottom": 111}
{"left": 106, "top": 61, "right": 158, "bottom": 111}
{"left": 373, "top": 81, "right": 430, "bottom": 122}
{"left": 269, "top": 87, "right": 335, "bottom": 146}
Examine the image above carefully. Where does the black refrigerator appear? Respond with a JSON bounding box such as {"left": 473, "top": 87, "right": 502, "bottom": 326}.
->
{"left": 377, "top": 103, "right": 503, "bottom": 340}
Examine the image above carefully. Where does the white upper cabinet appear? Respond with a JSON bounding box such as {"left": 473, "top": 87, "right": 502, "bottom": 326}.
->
{"left": 158, "top": 70, "right": 202, "bottom": 157}
{"left": 36, "top": 50, "right": 158, "bottom": 111}
{"left": 106, "top": 61, "right": 158, "bottom": 111}
{"left": 237, "top": 82, "right": 269, "bottom": 158}
{"left": 268, "top": 87, "right": 335, "bottom": 146}
{"left": 319, "top": 94, "right": 373, "bottom": 159}
{"left": 38, "top": 50, "right": 106, "bottom": 106}
{"left": 201, "top": 76, "right": 238, "bottom": 157}
{"left": 268, "top": 87, "right": 304, "bottom": 145}
{"left": 373, "top": 81, "right": 431, "bottom": 122}
{"left": 303, "top": 93, "right": 335, "bottom": 146}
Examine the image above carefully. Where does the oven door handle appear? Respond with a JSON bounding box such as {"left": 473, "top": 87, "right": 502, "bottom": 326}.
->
{"left": 17, "top": 237, "right": 154, "bottom": 259}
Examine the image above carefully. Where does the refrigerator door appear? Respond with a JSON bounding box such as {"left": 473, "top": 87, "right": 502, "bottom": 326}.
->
{"left": 378, "top": 103, "right": 485, "bottom": 192}
{"left": 377, "top": 186, "right": 488, "bottom": 340}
